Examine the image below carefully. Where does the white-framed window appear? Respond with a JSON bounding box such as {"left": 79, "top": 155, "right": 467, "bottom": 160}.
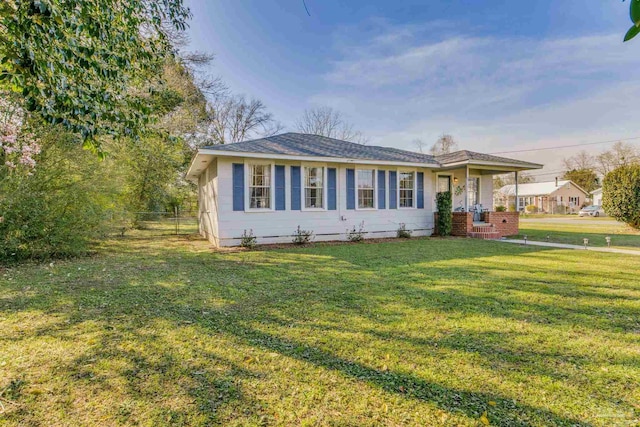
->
{"left": 248, "top": 163, "right": 272, "bottom": 210}
{"left": 399, "top": 171, "right": 415, "bottom": 208}
{"left": 569, "top": 196, "right": 580, "bottom": 207}
{"left": 357, "top": 169, "right": 376, "bottom": 209}
{"left": 467, "top": 176, "right": 480, "bottom": 207}
{"left": 304, "top": 166, "right": 325, "bottom": 209}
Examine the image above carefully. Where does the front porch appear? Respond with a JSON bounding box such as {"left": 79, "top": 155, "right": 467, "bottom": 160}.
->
{"left": 451, "top": 211, "right": 520, "bottom": 239}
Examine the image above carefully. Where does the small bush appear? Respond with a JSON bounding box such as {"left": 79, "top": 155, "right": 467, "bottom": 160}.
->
{"left": 347, "top": 221, "right": 366, "bottom": 242}
{"left": 555, "top": 204, "right": 568, "bottom": 215}
{"left": 292, "top": 225, "right": 314, "bottom": 245}
{"left": 525, "top": 204, "right": 539, "bottom": 214}
{"left": 240, "top": 229, "right": 257, "bottom": 249}
{"left": 495, "top": 205, "right": 506, "bottom": 212}
{"left": 396, "top": 223, "right": 412, "bottom": 238}
{"left": 603, "top": 164, "right": 640, "bottom": 228}
{"left": 436, "top": 192, "right": 452, "bottom": 236}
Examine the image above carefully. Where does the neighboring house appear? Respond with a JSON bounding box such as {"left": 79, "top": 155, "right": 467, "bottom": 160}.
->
{"left": 187, "top": 133, "right": 542, "bottom": 246}
{"left": 497, "top": 179, "right": 589, "bottom": 214}
{"left": 591, "top": 188, "right": 603, "bottom": 206}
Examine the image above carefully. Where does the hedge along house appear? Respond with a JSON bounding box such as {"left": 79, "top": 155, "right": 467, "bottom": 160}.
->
{"left": 186, "top": 133, "right": 543, "bottom": 246}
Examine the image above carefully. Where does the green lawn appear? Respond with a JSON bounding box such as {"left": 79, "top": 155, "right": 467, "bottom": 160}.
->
{"left": 1, "top": 226, "right": 639, "bottom": 426}
{"left": 515, "top": 218, "right": 640, "bottom": 249}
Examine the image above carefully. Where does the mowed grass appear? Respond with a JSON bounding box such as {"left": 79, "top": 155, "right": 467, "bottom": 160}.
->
{"left": 515, "top": 218, "right": 640, "bottom": 250}
{"left": 1, "top": 226, "right": 639, "bottom": 426}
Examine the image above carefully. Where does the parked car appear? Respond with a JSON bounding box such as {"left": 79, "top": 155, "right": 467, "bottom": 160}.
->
{"left": 579, "top": 205, "right": 605, "bottom": 217}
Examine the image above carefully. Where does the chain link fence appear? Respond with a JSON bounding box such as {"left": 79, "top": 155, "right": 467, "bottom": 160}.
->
{"left": 108, "top": 209, "right": 199, "bottom": 236}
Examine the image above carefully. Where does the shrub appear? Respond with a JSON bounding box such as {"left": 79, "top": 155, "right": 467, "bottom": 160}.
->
{"left": 240, "top": 229, "right": 257, "bottom": 249}
{"left": 0, "top": 131, "right": 109, "bottom": 262}
{"left": 435, "top": 192, "right": 452, "bottom": 236}
{"left": 525, "top": 204, "right": 539, "bottom": 214}
{"left": 347, "top": 221, "right": 366, "bottom": 242}
{"left": 292, "top": 225, "right": 314, "bottom": 245}
{"left": 396, "top": 223, "right": 412, "bottom": 238}
{"left": 495, "top": 205, "right": 506, "bottom": 212}
{"left": 603, "top": 164, "right": 640, "bottom": 228}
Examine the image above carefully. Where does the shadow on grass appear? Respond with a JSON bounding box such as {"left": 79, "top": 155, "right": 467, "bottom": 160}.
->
{"left": 2, "top": 231, "right": 638, "bottom": 425}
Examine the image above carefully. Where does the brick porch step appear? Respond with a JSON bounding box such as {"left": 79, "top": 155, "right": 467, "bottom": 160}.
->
{"left": 472, "top": 224, "right": 496, "bottom": 233}
{"left": 468, "top": 231, "right": 501, "bottom": 240}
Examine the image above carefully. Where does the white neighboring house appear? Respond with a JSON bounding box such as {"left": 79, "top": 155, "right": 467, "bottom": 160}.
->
{"left": 187, "top": 133, "right": 542, "bottom": 246}
{"left": 496, "top": 179, "right": 590, "bottom": 214}
{"left": 591, "top": 188, "right": 603, "bottom": 206}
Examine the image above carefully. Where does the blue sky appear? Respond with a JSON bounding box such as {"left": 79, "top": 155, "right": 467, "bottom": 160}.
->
{"left": 185, "top": 0, "right": 639, "bottom": 174}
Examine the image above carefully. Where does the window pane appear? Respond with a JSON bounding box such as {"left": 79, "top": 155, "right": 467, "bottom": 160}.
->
{"left": 249, "top": 164, "right": 271, "bottom": 209}
{"left": 399, "top": 172, "right": 414, "bottom": 207}
{"left": 357, "top": 169, "right": 375, "bottom": 208}
{"left": 467, "top": 177, "right": 479, "bottom": 207}
{"left": 304, "top": 167, "right": 324, "bottom": 208}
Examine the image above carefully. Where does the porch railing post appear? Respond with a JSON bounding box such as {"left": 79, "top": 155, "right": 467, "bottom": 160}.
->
{"left": 515, "top": 171, "right": 519, "bottom": 212}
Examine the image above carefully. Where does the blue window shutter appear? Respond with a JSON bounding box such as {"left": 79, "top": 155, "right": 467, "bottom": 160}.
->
{"left": 232, "top": 163, "right": 244, "bottom": 211}
{"left": 417, "top": 172, "right": 424, "bottom": 209}
{"left": 291, "top": 166, "right": 301, "bottom": 210}
{"left": 328, "top": 168, "right": 337, "bottom": 210}
{"left": 389, "top": 171, "right": 397, "bottom": 209}
{"left": 275, "top": 165, "right": 285, "bottom": 210}
{"left": 346, "top": 168, "right": 355, "bottom": 210}
{"left": 378, "top": 170, "right": 386, "bottom": 209}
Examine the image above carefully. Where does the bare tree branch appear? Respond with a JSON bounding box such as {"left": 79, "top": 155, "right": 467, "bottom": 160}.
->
{"left": 430, "top": 134, "right": 458, "bottom": 156}
{"left": 195, "top": 95, "right": 279, "bottom": 146}
{"left": 295, "top": 107, "right": 368, "bottom": 144}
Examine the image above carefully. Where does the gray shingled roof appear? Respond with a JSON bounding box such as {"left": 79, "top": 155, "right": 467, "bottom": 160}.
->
{"left": 201, "top": 133, "right": 540, "bottom": 168}
{"left": 435, "top": 150, "right": 541, "bottom": 167}
{"left": 203, "top": 133, "right": 439, "bottom": 164}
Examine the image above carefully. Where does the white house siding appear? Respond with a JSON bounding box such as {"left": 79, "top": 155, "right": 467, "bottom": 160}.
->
{"left": 198, "top": 159, "right": 219, "bottom": 246}
{"left": 210, "top": 157, "right": 437, "bottom": 246}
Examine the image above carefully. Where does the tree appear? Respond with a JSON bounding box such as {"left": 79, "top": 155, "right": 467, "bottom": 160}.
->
{"left": 595, "top": 142, "right": 640, "bottom": 176}
{"left": 295, "top": 107, "right": 367, "bottom": 143}
{"left": 200, "top": 95, "right": 282, "bottom": 145}
{"left": 430, "top": 134, "right": 458, "bottom": 156}
{"left": 0, "top": 0, "right": 190, "bottom": 148}
{"left": 602, "top": 164, "right": 640, "bottom": 228}
{"left": 562, "top": 150, "right": 595, "bottom": 172}
{"left": 624, "top": 0, "right": 640, "bottom": 41}
{"left": 561, "top": 150, "right": 599, "bottom": 191}
{"left": 413, "top": 139, "right": 427, "bottom": 153}
{"left": 563, "top": 169, "right": 599, "bottom": 193}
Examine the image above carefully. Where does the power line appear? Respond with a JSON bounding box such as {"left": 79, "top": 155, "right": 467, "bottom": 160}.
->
{"left": 489, "top": 136, "right": 640, "bottom": 155}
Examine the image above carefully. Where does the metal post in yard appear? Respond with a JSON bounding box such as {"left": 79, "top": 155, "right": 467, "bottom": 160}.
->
{"left": 174, "top": 206, "right": 178, "bottom": 235}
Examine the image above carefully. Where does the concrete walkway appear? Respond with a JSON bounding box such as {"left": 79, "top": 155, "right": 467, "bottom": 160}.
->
{"left": 500, "top": 239, "right": 640, "bottom": 256}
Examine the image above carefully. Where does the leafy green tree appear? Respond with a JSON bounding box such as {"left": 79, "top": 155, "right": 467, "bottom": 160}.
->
{"left": 624, "top": 0, "right": 640, "bottom": 41}
{"left": 602, "top": 164, "right": 640, "bottom": 228}
{"left": 0, "top": 0, "right": 190, "bottom": 149}
{"left": 563, "top": 169, "right": 599, "bottom": 193}
{"left": 0, "top": 124, "right": 117, "bottom": 261}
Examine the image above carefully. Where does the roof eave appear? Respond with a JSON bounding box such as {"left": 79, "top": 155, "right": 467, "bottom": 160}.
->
{"left": 439, "top": 159, "right": 543, "bottom": 170}
{"left": 193, "top": 149, "right": 441, "bottom": 168}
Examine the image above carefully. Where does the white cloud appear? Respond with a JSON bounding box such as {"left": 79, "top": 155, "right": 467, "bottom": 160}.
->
{"left": 309, "top": 22, "right": 640, "bottom": 174}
